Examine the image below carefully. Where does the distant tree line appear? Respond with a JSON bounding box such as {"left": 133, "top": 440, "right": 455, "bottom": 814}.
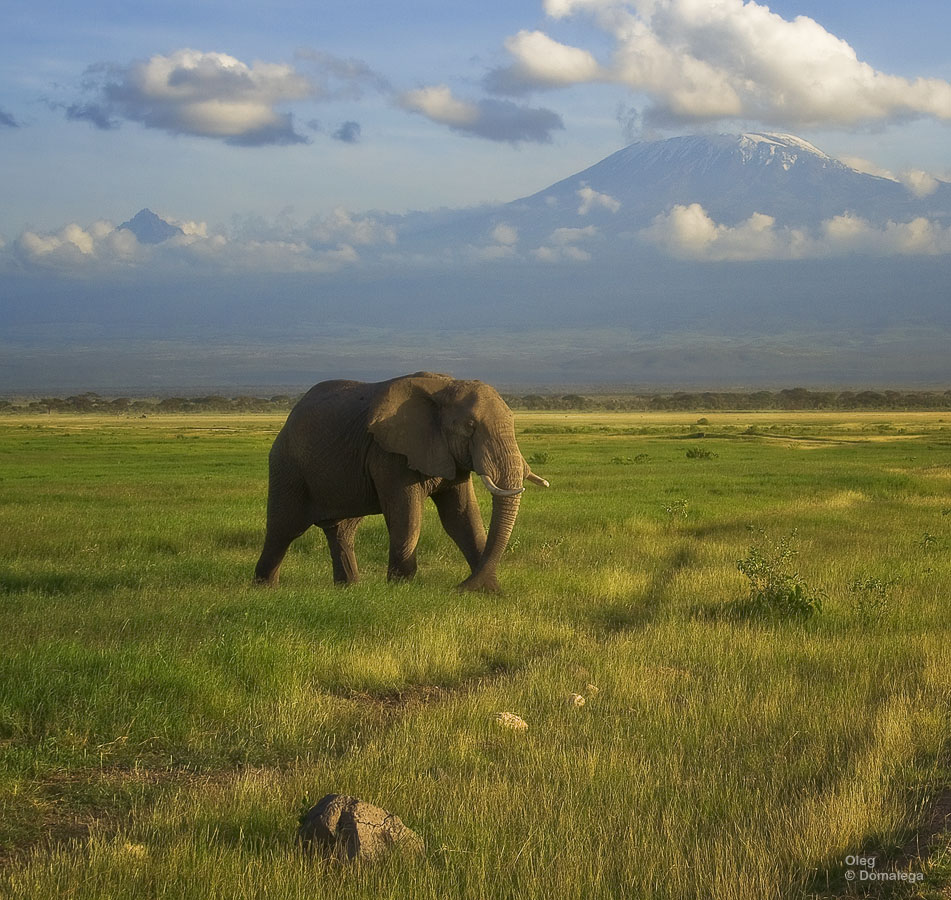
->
{"left": 504, "top": 388, "right": 951, "bottom": 411}
{"left": 0, "top": 392, "right": 294, "bottom": 415}
{"left": 2, "top": 387, "right": 951, "bottom": 415}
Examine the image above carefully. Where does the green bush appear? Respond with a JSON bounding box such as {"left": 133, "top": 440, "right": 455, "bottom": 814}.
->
{"left": 848, "top": 576, "right": 895, "bottom": 623}
{"left": 736, "top": 531, "right": 823, "bottom": 618}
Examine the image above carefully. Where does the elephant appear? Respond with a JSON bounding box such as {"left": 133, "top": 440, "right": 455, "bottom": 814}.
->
{"left": 254, "top": 372, "right": 548, "bottom": 592}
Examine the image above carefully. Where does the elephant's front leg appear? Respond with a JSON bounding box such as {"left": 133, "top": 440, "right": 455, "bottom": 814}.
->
{"left": 322, "top": 517, "right": 362, "bottom": 585}
{"left": 431, "top": 479, "right": 486, "bottom": 576}
{"left": 381, "top": 485, "right": 424, "bottom": 581}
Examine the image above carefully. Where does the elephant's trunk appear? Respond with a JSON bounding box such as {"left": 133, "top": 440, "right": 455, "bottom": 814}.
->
{"left": 459, "top": 492, "right": 520, "bottom": 593}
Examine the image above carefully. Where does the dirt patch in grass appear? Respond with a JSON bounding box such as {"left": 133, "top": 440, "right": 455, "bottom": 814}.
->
{"left": 896, "top": 786, "right": 951, "bottom": 868}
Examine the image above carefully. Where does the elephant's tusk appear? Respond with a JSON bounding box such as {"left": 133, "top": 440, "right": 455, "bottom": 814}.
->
{"left": 526, "top": 473, "right": 550, "bottom": 488}
{"left": 479, "top": 473, "right": 525, "bottom": 497}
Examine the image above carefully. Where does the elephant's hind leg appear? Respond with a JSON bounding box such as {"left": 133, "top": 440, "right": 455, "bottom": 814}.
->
{"left": 255, "top": 528, "right": 305, "bottom": 586}
{"left": 254, "top": 471, "right": 312, "bottom": 586}
{"left": 322, "top": 517, "right": 362, "bottom": 585}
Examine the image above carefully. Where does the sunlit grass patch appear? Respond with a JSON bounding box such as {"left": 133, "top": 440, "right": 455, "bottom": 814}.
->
{"left": 1, "top": 411, "right": 950, "bottom": 898}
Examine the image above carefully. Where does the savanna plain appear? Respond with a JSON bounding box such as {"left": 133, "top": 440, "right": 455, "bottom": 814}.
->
{"left": 1, "top": 409, "right": 950, "bottom": 899}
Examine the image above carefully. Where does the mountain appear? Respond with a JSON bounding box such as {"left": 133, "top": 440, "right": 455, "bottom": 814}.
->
{"left": 117, "top": 208, "right": 184, "bottom": 245}
{"left": 494, "top": 132, "right": 950, "bottom": 240}
{"left": 5, "top": 134, "right": 951, "bottom": 391}
{"left": 402, "top": 131, "right": 951, "bottom": 254}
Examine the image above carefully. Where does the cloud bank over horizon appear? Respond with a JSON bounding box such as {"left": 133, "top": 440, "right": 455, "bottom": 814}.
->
{"left": 8, "top": 201, "right": 951, "bottom": 281}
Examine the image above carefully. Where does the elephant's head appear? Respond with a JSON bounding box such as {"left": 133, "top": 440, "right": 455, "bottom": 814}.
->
{"left": 368, "top": 372, "right": 548, "bottom": 591}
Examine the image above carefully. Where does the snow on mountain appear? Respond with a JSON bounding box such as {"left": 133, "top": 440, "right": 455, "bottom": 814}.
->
{"left": 497, "top": 132, "right": 946, "bottom": 240}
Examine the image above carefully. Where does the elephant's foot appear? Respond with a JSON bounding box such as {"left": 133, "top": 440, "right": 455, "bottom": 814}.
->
{"left": 386, "top": 554, "right": 418, "bottom": 582}
{"left": 457, "top": 572, "right": 501, "bottom": 593}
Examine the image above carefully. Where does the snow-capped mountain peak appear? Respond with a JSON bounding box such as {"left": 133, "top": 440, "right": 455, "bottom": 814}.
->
{"left": 506, "top": 131, "right": 930, "bottom": 232}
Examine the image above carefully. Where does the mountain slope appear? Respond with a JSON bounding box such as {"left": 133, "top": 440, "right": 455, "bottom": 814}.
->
{"left": 118, "top": 209, "right": 184, "bottom": 244}
{"left": 500, "top": 132, "right": 949, "bottom": 236}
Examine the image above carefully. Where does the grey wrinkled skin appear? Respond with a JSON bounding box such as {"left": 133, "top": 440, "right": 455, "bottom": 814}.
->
{"left": 297, "top": 794, "right": 424, "bottom": 861}
{"left": 254, "top": 372, "right": 547, "bottom": 592}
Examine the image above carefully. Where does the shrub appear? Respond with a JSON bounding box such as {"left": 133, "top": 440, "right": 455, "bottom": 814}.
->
{"left": 663, "top": 498, "right": 689, "bottom": 522}
{"left": 736, "top": 530, "right": 823, "bottom": 618}
{"left": 527, "top": 451, "right": 550, "bottom": 466}
{"left": 686, "top": 446, "right": 718, "bottom": 459}
{"left": 848, "top": 576, "right": 895, "bottom": 623}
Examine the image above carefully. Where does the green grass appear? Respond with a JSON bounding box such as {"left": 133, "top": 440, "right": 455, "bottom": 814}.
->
{"left": 1, "top": 411, "right": 950, "bottom": 898}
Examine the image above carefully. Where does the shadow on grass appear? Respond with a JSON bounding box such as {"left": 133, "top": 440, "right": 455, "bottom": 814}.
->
{"left": 593, "top": 544, "right": 695, "bottom": 633}
{"left": 0, "top": 572, "right": 146, "bottom": 596}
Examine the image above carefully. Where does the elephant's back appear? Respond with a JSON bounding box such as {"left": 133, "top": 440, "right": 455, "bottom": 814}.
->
{"left": 277, "top": 380, "right": 377, "bottom": 477}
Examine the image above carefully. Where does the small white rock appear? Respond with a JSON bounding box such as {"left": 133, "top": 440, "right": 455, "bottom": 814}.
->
{"left": 494, "top": 712, "right": 528, "bottom": 731}
{"left": 568, "top": 693, "right": 586, "bottom": 707}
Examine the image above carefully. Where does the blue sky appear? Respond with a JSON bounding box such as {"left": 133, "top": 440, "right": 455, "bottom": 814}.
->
{"left": 3, "top": 0, "right": 951, "bottom": 239}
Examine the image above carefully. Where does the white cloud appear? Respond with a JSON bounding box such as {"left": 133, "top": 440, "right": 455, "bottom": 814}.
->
{"left": 8, "top": 211, "right": 375, "bottom": 275}
{"left": 496, "top": 0, "right": 951, "bottom": 129}
{"left": 14, "top": 220, "right": 144, "bottom": 268}
{"left": 466, "top": 222, "right": 521, "bottom": 261}
{"left": 641, "top": 204, "right": 793, "bottom": 260}
{"left": 307, "top": 207, "right": 396, "bottom": 246}
{"left": 841, "top": 156, "right": 899, "bottom": 181}
{"left": 533, "top": 224, "right": 597, "bottom": 261}
{"left": 577, "top": 185, "right": 621, "bottom": 215}
{"left": 641, "top": 203, "right": 951, "bottom": 260}
{"left": 400, "top": 85, "right": 478, "bottom": 128}
{"left": 551, "top": 225, "right": 598, "bottom": 244}
{"left": 398, "top": 84, "right": 563, "bottom": 143}
{"left": 492, "top": 30, "right": 605, "bottom": 91}
{"left": 900, "top": 169, "right": 940, "bottom": 198}
{"left": 167, "top": 218, "right": 210, "bottom": 237}
{"left": 491, "top": 223, "right": 519, "bottom": 246}
{"left": 72, "top": 49, "right": 313, "bottom": 145}
{"left": 841, "top": 157, "right": 942, "bottom": 197}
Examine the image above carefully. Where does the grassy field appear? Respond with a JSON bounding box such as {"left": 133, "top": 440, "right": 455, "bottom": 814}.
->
{"left": 1, "top": 410, "right": 949, "bottom": 899}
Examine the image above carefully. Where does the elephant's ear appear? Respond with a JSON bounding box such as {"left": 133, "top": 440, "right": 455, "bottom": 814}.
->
{"left": 368, "top": 375, "right": 457, "bottom": 479}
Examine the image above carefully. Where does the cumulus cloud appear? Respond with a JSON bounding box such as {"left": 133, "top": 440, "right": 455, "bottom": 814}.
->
{"left": 641, "top": 204, "right": 798, "bottom": 260}
{"left": 486, "top": 30, "right": 605, "bottom": 94}
{"left": 305, "top": 207, "right": 396, "bottom": 246}
{"left": 398, "top": 84, "right": 564, "bottom": 143}
{"left": 841, "top": 157, "right": 941, "bottom": 197}
{"left": 69, "top": 49, "right": 314, "bottom": 145}
{"left": 14, "top": 221, "right": 143, "bottom": 268}
{"left": 532, "top": 224, "right": 597, "bottom": 262}
{"left": 491, "top": 223, "right": 519, "bottom": 246}
{"left": 641, "top": 203, "right": 951, "bottom": 260}
{"left": 577, "top": 185, "right": 621, "bottom": 215}
{"left": 899, "top": 169, "right": 940, "bottom": 198}
{"left": 7, "top": 208, "right": 394, "bottom": 275}
{"left": 494, "top": 0, "right": 951, "bottom": 129}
